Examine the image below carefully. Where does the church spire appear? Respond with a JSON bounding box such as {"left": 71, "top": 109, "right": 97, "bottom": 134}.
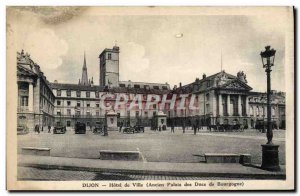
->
{"left": 81, "top": 51, "right": 89, "bottom": 85}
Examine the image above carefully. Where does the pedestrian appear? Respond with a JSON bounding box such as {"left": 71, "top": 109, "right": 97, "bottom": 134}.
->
{"left": 119, "top": 122, "right": 123, "bottom": 132}
{"left": 182, "top": 124, "right": 185, "bottom": 134}
{"left": 48, "top": 125, "right": 51, "bottom": 133}
{"left": 171, "top": 123, "right": 175, "bottom": 133}
{"left": 193, "top": 124, "right": 197, "bottom": 135}
{"left": 35, "top": 125, "right": 40, "bottom": 134}
{"left": 240, "top": 124, "right": 244, "bottom": 132}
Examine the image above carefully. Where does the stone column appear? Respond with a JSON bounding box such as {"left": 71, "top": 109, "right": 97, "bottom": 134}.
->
{"left": 219, "top": 94, "right": 223, "bottom": 116}
{"left": 28, "top": 82, "right": 34, "bottom": 112}
{"left": 227, "top": 94, "right": 231, "bottom": 115}
{"left": 238, "top": 95, "right": 242, "bottom": 116}
{"left": 245, "top": 96, "right": 249, "bottom": 116}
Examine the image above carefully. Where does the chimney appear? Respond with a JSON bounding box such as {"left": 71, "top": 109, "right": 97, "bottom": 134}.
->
{"left": 203, "top": 73, "right": 206, "bottom": 79}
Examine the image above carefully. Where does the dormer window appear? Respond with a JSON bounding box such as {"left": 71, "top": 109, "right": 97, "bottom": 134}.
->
{"left": 67, "top": 89, "right": 71, "bottom": 97}
{"left": 57, "top": 89, "right": 61, "bottom": 96}
{"left": 76, "top": 90, "right": 81, "bottom": 98}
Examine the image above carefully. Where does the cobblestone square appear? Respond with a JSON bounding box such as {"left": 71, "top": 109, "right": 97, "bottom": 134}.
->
{"left": 18, "top": 128, "right": 286, "bottom": 165}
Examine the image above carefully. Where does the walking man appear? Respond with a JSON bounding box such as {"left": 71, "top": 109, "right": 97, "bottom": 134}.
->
{"left": 119, "top": 122, "right": 123, "bottom": 132}
{"left": 193, "top": 124, "right": 197, "bottom": 135}
{"left": 171, "top": 123, "right": 175, "bottom": 133}
{"left": 48, "top": 125, "right": 51, "bottom": 133}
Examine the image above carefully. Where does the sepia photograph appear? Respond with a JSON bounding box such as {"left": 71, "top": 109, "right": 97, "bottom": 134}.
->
{"left": 6, "top": 6, "right": 294, "bottom": 191}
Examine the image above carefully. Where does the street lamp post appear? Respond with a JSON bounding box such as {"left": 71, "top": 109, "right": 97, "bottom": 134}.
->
{"left": 260, "top": 45, "right": 280, "bottom": 171}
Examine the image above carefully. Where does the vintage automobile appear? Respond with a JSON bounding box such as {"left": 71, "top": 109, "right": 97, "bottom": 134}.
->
{"left": 75, "top": 122, "right": 86, "bottom": 134}
{"left": 255, "top": 120, "right": 278, "bottom": 132}
{"left": 133, "top": 125, "right": 145, "bottom": 133}
{"left": 53, "top": 126, "right": 67, "bottom": 134}
{"left": 17, "top": 125, "right": 29, "bottom": 135}
{"left": 93, "top": 125, "right": 104, "bottom": 134}
{"left": 123, "top": 126, "right": 135, "bottom": 134}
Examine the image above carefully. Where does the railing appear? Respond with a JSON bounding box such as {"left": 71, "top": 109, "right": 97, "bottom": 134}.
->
{"left": 17, "top": 106, "right": 29, "bottom": 112}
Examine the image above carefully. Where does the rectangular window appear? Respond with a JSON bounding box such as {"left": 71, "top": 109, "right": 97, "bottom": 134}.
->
{"left": 95, "top": 91, "right": 99, "bottom": 98}
{"left": 223, "top": 96, "right": 228, "bottom": 116}
{"left": 86, "top": 91, "right": 90, "bottom": 98}
{"left": 144, "top": 85, "right": 150, "bottom": 90}
{"left": 162, "top": 86, "right": 168, "bottom": 90}
{"left": 57, "top": 89, "right": 61, "bottom": 96}
{"left": 87, "top": 103, "right": 90, "bottom": 107}
{"left": 21, "top": 96, "right": 28, "bottom": 106}
{"left": 67, "top": 101, "right": 71, "bottom": 106}
{"left": 76, "top": 110, "right": 80, "bottom": 116}
{"left": 87, "top": 111, "right": 91, "bottom": 116}
{"left": 108, "top": 53, "right": 111, "bottom": 60}
{"left": 96, "top": 103, "right": 100, "bottom": 107}
{"left": 67, "top": 109, "right": 71, "bottom": 115}
{"left": 153, "top": 104, "right": 156, "bottom": 109}
{"left": 57, "top": 111, "right": 61, "bottom": 116}
{"left": 77, "top": 102, "right": 81, "bottom": 107}
{"left": 153, "top": 86, "right": 159, "bottom": 90}
{"left": 136, "top": 111, "right": 139, "bottom": 116}
{"left": 67, "top": 90, "right": 71, "bottom": 97}
{"left": 67, "top": 121, "right": 71, "bottom": 127}
{"left": 76, "top": 91, "right": 81, "bottom": 97}
{"left": 232, "top": 99, "right": 238, "bottom": 116}
{"left": 206, "top": 93, "right": 210, "bottom": 101}
{"left": 119, "top": 84, "right": 126, "bottom": 87}
{"left": 96, "top": 111, "right": 100, "bottom": 116}
{"left": 57, "top": 100, "right": 61, "bottom": 106}
{"left": 134, "top": 85, "right": 140, "bottom": 89}
{"left": 242, "top": 97, "right": 246, "bottom": 116}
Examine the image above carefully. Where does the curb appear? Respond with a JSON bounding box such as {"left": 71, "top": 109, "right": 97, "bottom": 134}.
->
{"left": 18, "top": 162, "right": 286, "bottom": 180}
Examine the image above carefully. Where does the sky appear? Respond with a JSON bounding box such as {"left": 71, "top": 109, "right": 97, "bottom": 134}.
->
{"left": 8, "top": 7, "right": 291, "bottom": 92}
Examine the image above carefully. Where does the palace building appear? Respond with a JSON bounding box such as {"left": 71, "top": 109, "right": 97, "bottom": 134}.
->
{"left": 17, "top": 50, "right": 55, "bottom": 132}
{"left": 17, "top": 46, "right": 286, "bottom": 131}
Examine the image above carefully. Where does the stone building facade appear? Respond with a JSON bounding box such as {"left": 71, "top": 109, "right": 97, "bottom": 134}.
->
{"left": 17, "top": 50, "right": 55, "bottom": 131}
{"left": 169, "top": 71, "right": 253, "bottom": 127}
{"left": 248, "top": 91, "right": 286, "bottom": 129}
{"left": 17, "top": 46, "right": 286, "bottom": 131}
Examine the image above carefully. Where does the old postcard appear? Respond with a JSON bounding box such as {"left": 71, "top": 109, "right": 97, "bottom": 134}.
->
{"left": 6, "top": 6, "right": 294, "bottom": 191}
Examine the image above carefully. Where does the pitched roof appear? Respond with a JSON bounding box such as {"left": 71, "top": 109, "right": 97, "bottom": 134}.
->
{"left": 50, "top": 82, "right": 170, "bottom": 95}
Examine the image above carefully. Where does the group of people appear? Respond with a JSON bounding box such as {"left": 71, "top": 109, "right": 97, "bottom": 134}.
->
{"left": 170, "top": 123, "right": 204, "bottom": 135}
{"left": 34, "top": 125, "right": 52, "bottom": 134}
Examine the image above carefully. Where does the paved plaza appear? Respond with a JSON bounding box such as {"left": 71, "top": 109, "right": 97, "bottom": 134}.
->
{"left": 17, "top": 128, "right": 286, "bottom": 165}
{"left": 18, "top": 167, "right": 242, "bottom": 181}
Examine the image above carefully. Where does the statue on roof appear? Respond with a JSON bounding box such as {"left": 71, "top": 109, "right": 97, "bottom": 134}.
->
{"left": 237, "top": 71, "right": 247, "bottom": 83}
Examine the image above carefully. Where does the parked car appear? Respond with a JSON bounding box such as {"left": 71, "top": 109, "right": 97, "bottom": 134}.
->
{"left": 17, "top": 125, "right": 28, "bottom": 135}
{"left": 93, "top": 125, "right": 104, "bottom": 134}
{"left": 53, "top": 126, "right": 66, "bottom": 134}
{"left": 75, "top": 122, "right": 86, "bottom": 134}
{"left": 123, "top": 126, "right": 135, "bottom": 134}
{"left": 134, "top": 125, "right": 145, "bottom": 133}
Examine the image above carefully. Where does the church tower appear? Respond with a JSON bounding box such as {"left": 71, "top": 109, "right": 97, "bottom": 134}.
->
{"left": 99, "top": 46, "right": 120, "bottom": 87}
{"left": 80, "top": 52, "right": 89, "bottom": 85}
